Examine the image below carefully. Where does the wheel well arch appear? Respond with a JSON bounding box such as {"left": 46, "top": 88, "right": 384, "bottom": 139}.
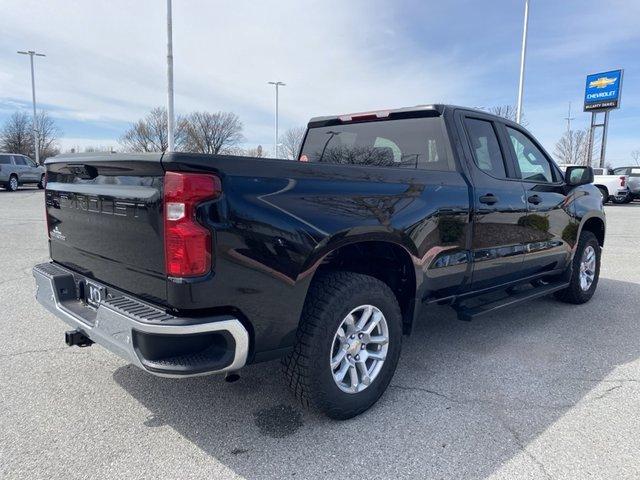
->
{"left": 581, "top": 216, "right": 605, "bottom": 247}
{"left": 594, "top": 184, "right": 608, "bottom": 197}
{"left": 309, "top": 241, "right": 417, "bottom": 333}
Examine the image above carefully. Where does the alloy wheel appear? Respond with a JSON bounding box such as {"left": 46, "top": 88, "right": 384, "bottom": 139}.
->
{"left": 579, "top": 245, "right": 596, "bottom": 291}
{"left": 330, "top": 305, "right": 389, "bottom": 393}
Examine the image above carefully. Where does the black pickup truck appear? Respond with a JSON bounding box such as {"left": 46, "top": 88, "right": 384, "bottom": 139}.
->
{"left": 33, "top": 104, "right": 604, "bottom": 419}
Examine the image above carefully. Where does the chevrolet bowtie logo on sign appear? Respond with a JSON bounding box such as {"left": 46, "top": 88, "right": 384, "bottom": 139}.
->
{"left": 588, "top": 76, "right": 617, "bottom": 89}
{"left": 584, "top": 69, "right": 623, "bottom": 111}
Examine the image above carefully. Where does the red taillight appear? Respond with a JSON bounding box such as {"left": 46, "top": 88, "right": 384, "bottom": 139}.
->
{"left": 620, "top": 176, "right": 626, "bottom": 187}
{"left": 163, "top": 172, "right": 221, "bottom": 277}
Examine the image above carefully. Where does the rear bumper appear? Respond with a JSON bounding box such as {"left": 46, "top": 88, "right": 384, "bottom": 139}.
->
{"left": 32, "top": 262, "right": 249, "bottom": 377}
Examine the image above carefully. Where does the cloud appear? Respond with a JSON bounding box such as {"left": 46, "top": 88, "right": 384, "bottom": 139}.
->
{"left": 0, "top": 0, "right": 637, "bottom": 163}
{"left": 0, "top": 0, "right": 488, "bottom": 146}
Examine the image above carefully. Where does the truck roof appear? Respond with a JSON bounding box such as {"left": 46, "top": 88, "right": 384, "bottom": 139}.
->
{"left": 308, "top": 104, "right": 495, "bottom": 127}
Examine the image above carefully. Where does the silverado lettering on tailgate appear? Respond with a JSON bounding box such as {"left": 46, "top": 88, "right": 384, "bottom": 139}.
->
{"left": 58, "top": 193, "right": 147, "bottom": 218}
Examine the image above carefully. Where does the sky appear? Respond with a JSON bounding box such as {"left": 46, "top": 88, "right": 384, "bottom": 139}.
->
{"left": 0, "top": 0, "right": 639, "bottom": 165}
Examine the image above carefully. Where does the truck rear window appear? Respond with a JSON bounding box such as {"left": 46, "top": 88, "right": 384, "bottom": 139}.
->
{"left": 300, "top": 117, "right": 454, "bottom": 171}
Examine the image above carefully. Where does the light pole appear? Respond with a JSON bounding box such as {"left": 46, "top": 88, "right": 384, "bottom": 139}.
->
{"left": 17, "top": 50, "right": 45, "bottom": 164}
{"left": 268, "top": 81, "right": 285, "bottom": 157}
{"left": 564, "top": 101, "right": 575, "bottom": 134}
{"left": 166, "top": 0, "right": 175, "bottom": 152}
{"left": 515, "top": 0, "right": 530, "bottom": 125}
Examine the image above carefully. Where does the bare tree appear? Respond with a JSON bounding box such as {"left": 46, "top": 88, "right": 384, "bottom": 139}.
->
{"left": 554, "top": 129, "right": 590, "bottom": 165}
{"left": 280, "top": 126, "right": 305, "bottom": 160}
{"left": 120, "top": 108, "right": 244, "bottom": 155}
{"left": 0, "top": 110, "right": 61, "bottom": 162}
{"left": 183, "top": 111, "right": 243, "bottom": 154}
{"left": 0, "top": 111, "right": 32, "bottom": 155}
{"left": 119, "top": 107, "right": 187, "bottom": 152}
{"left": 484, "top": 105, "right": 529, "bottom": 127}
{"left": 35, "top": 111, "right": 62, "bottom": 161}
{"left": 631, "top": 149, "right": 640, "bottom": 166}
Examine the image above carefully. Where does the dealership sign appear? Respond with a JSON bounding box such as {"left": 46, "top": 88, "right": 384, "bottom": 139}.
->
{"left": 584, "top": 69, "right": 623, "bottom": 111}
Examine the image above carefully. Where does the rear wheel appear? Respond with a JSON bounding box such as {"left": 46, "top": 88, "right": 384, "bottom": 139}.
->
{"left": 612, "top": 192, "right": 632, "bottom": 204}
{"left": 283, "top": 271, "right": 402, "bottom": 419}
{"left": 554, "top": 231, "right": 600, "bottom": 304}
{"left": 7, "top": 175, "right": 18, "bottom": 192}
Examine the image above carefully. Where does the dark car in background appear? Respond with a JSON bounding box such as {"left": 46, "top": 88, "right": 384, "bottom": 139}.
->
{"left": 0, "top": 153, "right": 46, "bottom": 191}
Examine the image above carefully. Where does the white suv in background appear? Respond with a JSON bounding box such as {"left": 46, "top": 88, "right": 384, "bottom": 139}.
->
{"left": 0, "top": 153, "right": 46, "bottom": 192}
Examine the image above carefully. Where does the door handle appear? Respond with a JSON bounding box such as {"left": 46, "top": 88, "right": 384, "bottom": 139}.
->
{"left": 527, "top": 195, "right": 542, "bottom": 205}
{"left": 479, "top": 194, "right": 499, "bottom": 205}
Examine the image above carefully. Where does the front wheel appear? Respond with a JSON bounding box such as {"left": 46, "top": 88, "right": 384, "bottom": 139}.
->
{"left": 37, "top": 174, "right": 45, "bottom": 189}
{"left": 283, "top": 271, "right": 402, "bottom": 419}
{"left": 7, "top": 175, "right": 18, "bottom": 192}
{"left": 554, "top": 231, "right": 601, "bottom": 304}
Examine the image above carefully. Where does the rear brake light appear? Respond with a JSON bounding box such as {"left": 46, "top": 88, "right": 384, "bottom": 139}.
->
{"left": 338, "top": 110, "right": 391, "bottom": 123}
{"left": 163, "top": 172, "right": 221, "bottom": 277}
{"left": 620, "top": 176, "right": 626, "bottom": 187}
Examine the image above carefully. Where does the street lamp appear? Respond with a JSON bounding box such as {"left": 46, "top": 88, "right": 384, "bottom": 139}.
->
{"left": 515, "top": 0, "right": 530, "bottom": 125}
{"left": 166, "top": 0, "right": 175, "bottom": 152}
{"left": 17, "top": 50, "right": 46, "bottom": 164}
{"left": 268, "top": 81, "right": 285, "bottom": 157}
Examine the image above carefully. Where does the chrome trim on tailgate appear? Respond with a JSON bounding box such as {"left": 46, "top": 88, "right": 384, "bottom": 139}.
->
{"left": 33, "top": 262, "right": 249, "bottom": 377}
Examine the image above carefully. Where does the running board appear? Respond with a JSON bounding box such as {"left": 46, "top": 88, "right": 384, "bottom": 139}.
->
{"left": 454, "top": 282, "right": 569, "bottom": 322}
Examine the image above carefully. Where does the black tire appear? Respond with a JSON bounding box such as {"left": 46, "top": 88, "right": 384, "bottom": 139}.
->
{"left": 554, "top": 231, "right": 600, "bottom": 304}
{"left": 37, "top": 174, "right": 45, "bottom": 189}
{"left": 597, "top": 187, "right": 609, "bottom": 205}
{"left": 7, "top": 175, "right": 18, "bottom": 192}
{"left": 282, "top": 271, "right": 402, "bottom": 419}
{"left": 612, "top": 192, "right": 631, "bottom": 204}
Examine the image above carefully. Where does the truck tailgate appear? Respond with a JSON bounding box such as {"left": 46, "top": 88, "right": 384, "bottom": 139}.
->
{"left": 45, "top": 154, "right": 167, "bottom": 305}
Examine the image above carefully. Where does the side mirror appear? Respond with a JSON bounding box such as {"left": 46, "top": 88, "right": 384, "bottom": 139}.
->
{"left": 565, "top": 166, "right": 594, "bottom": 186}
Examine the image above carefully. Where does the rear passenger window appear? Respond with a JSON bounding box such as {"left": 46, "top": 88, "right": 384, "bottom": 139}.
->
{"left": 300, "top": 117, "right": 455, "bottom": 171}
{"left": 0, "top": 155, "right": 11, "bottom": 164}
{"left": 464, "top": 118, "right": 507, "bottom": 178}
{"left": 13, "top": 156, "right": 26, "bottom": 166}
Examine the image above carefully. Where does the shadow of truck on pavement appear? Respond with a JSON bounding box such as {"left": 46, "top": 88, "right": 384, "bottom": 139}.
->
{"left": 113, "top": 277, "right": 640, "bottom": 479}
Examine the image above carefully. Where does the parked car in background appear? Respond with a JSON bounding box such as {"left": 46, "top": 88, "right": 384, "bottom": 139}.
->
{"left": 593, "top": 167, "right": 631, "bottom": 204}
{"left": 611, "top": 166, "right": 640, "bottom": 202}
{"left": 0, "top": 153, "right": 46, "bottom": 191}
{"left": 558, "top": 164, "right": 629, "bottom": 204}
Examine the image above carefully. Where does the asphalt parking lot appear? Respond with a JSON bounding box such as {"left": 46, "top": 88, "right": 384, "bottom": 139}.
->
{"left": 1, "top": 188, "right": 639, "bottom": 480}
